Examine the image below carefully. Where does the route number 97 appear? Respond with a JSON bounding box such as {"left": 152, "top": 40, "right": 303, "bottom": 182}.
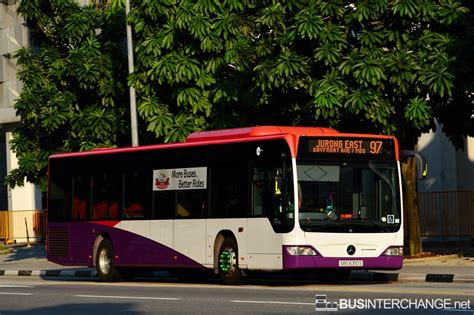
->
{"left": 370, "top": 141, "right": 383, "bottom": 154}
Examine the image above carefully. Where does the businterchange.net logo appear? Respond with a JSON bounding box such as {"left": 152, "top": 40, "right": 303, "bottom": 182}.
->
{"left": 315, "top": 294, "right": 472, "bottom": 312}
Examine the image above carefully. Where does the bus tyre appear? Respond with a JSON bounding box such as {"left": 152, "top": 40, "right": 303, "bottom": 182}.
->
{"left": 95, "top": 238, "right": 121, "bottom": 282}
{"left": 218, "top": 238, "right": 241, "bottom": 285}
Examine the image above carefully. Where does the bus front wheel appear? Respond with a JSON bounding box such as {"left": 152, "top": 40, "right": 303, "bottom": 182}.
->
{"left": 95, "top": 238, "right": 121, "bottom": 282}
{"left": 218, "top": 238, "right": 241, "bottom": 285}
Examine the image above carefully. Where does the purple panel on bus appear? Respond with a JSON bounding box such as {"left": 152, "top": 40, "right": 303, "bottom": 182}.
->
{"left": 47, "top": 222, "right": 203, "bottom": 269}
{"left": 282, "top": 245, "right": 403, "bottom": 270}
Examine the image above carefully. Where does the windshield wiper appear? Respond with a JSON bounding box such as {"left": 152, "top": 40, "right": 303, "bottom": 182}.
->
{"left": 300, "top": 223, "right": 340, "bottom": 232}
{"left": 351, "top": 221, "right": 393, "bottom": 232}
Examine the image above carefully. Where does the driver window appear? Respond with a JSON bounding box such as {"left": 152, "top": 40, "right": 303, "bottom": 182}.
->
{"left": 252, "top": 163, "right": 294, "bottom": 232}
{"left": 252, "top": 167, "right": 282, "bottom": 219}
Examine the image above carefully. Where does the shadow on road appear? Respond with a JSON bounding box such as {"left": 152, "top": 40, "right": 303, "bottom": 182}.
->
{"left": 37, "top": 268, "right": 391, "bottom": 287}
{"left": 4, "top": 302, "right": 139, "bottom": 314}
{"left": 101, "top": 270, "right": 392, "bottom": 287}
{"left": 422, "top": 240, "right": 474, "bottom": 258}
{"left": 3, "top": 245, "right": 46, "bottom": 262}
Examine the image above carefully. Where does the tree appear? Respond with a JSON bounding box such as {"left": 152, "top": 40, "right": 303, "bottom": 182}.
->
{"left": 129, "top": 1, "right": 469, "bottom": 141}
{"left": 435, "top": 0, "right": 474, "bottom": 149}
{"left": 7, "top": 1, "right": 472, "bottom": 255}
{"left": 6, "top": 0, "right": 129, "bottom": 191}
{"left": 127, "top": 0, "right": 263, "bottom": 143}
{"left": 129, "top": 0, "right": 470, "bottom": 255}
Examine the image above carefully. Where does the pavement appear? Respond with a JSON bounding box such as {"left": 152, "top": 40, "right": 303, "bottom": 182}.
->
{"left": 1, "top": 242, "right": 473, "bottom": 284}
{"left": 0, "top": 244, "right": 96, "bottom": 278}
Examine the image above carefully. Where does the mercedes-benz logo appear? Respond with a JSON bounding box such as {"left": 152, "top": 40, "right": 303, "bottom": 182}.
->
{"left": 347, "top": 245, "right": 356, "bottom": 256}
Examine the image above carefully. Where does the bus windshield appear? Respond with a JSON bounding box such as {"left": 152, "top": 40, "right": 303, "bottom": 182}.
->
{"left": 296, "top": 160, "right": 401, "bottom": 233}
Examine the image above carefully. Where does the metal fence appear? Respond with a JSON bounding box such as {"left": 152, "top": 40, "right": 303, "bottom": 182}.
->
{"left": 0, "top": 210, "right": 47, "bottom": 244}
{"left": 418, "top": 191, "right": 474, "bottom": 238}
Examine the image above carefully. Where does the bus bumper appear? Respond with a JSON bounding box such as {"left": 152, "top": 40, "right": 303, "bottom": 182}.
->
{"left": 282, "top": 245, "right": 403, "bottom": 270}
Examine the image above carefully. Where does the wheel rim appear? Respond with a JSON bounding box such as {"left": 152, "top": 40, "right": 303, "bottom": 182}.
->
{"left": 219, "top": 247, "right": 237, "bottom": 275}
{"left": 98, "top": 247, "right": 111, "bottom": 275}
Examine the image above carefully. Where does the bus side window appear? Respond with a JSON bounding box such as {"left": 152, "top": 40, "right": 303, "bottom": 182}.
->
{"left": 124, "top": 202, "right": 144, "bottom": 218}
{"left": 153, "top": 190, "right": 175, "bottom": 219}
{"left": 176, "top": 190, "right": 206, "bottom": 218}
{"left": 72, "top": 198, "right": 87, "bottom": 220}
{"left": 210, "top": 164, "right": 247, "bottom": 218}
{"left": 123, "top": 170, "right": 150, "bottom": 219}
{"left": 91, "top": 173, "right": 121, "bottom": 220}
{"left": 72, "top": 175, "right": 90, "bottom": 220}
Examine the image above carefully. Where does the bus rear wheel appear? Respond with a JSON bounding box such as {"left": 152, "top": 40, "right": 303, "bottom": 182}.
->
{"left": 95, "top": 238, "right": 121, "bottom": 282}
{"left": 218, "top": 238, "right": 241, "bottom": 285}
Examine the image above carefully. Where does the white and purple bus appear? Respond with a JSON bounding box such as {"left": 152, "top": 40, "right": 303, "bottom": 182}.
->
{"left": 47, "top": 126, "right": 406, "bottom": 284}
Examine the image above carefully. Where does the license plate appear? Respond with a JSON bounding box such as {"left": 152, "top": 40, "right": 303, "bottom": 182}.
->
{"left": 338, "top": 260, "right": 363, "bottom": 267}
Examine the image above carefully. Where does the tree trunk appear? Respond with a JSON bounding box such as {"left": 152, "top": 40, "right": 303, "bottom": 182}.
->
{"left": 401, "top": 155, "right": 422, "bottom": 256}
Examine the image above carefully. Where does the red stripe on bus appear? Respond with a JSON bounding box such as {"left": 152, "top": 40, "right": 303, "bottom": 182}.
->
{"left": 90, "top": 221, "right": 120, "bottom": 227}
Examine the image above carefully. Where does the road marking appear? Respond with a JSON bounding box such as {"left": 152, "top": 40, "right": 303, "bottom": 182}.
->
{"left": 76, "top": 294, "right": 181, "bottom": 301}
{"left": 0, "top": 292, "right": 32, "bottom": 296}
{"left": 231, "top": 300, "right": 314, "bottom": 306}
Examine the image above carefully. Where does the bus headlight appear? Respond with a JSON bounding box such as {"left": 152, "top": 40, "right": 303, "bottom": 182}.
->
{"left": 383, "top": 246, "right": 404, "bottom": 256}
{"left": 286, "top": 246, "right": 317, "bottom": 256}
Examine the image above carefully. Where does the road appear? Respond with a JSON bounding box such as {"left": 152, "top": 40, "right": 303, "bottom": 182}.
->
{"left": 0, "top": 277, "right": 472, "bottom": 314}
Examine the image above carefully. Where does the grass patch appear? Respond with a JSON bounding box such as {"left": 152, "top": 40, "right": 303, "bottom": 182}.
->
{"left": 0, "top": 243, "right": 13, "bottom": 254}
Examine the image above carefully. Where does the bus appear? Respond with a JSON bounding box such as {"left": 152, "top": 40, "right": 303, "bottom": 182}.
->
{"left": 47, "top": 126, "right": 408, "bottom": 284}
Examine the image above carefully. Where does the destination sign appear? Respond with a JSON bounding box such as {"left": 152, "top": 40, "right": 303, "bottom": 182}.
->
{"left": 299, "top": 137, "right": 395, "bottom": 159}
{"left": 311, "top": 139, "right": 383, "bottom": 154}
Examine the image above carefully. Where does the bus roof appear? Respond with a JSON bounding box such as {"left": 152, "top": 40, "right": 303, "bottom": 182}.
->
{"left": 185, "top": 126, "right": 339, "bottom": 142}
{"left": 50, "top": 126, "right": 338, "bottom": 159}
{"left": 49, "top": 126, "right": 398, "bottom": 160}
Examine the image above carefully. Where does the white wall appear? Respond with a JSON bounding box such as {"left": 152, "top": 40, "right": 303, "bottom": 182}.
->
{"left": 418, "top": 120, "right": 458, "bottom": 192}
{"left": 456, "top": 137, "right": 474, "bottom": 191}
{"left": 5, "top": 132, "right": 42, "bottom": 210}
{"left": 418, "top": 120, "right": 474, "bottom": 192}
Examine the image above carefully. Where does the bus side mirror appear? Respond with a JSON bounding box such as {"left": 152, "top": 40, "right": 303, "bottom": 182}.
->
{"left": 401, "top": 150, "right": 428, "bottom": 180}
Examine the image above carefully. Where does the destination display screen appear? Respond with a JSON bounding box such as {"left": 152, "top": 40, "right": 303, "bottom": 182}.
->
{"left": 298, "top": 137, "right": 395, "bottom": 160}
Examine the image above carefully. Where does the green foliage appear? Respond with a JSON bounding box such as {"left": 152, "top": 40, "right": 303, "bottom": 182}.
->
{"left": 434, "top": 1, "right": 474, "bottom": 148}
{"left": 6, "top": 0, "right": 128, "bottom": 191}
{"left": 405, "top": 97, "right": 432, "bottom": 129}
{"left": 130, "top": 0, "right": 261, "bottom": 141}
{"left": 128, "top": 0, "right": 470, "bottom": 145}
{"left": 7, "top": 0, "right": 473, "bottom": 192}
